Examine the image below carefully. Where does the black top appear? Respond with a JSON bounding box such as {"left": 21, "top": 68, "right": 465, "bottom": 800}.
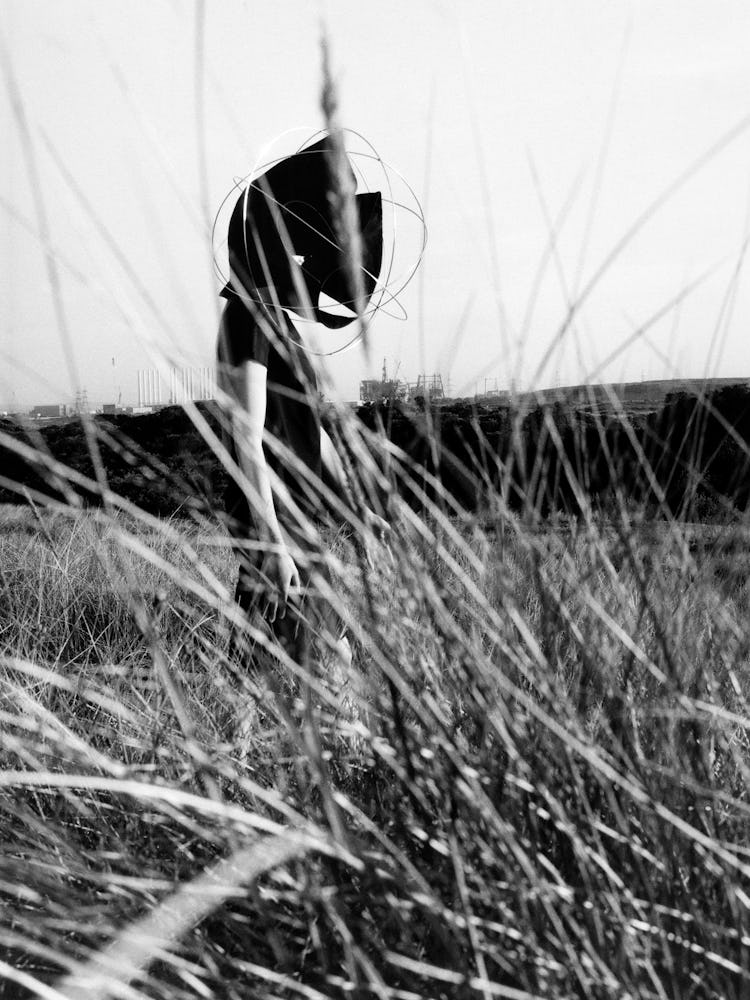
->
{"left": 216, "top": 293, "right": 322, "bottom": 526}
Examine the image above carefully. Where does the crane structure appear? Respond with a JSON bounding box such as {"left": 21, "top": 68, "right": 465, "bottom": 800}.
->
{"left": 409, "top": 373, "right": 445, "bottom": 401}
{"left": 359, "top": 360, "right": 446, "bottom": 404}
{"left": 359, "top": 358, "right": 408, "bottom": 403}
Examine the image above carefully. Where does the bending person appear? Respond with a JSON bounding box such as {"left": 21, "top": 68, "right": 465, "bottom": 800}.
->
{"left": 216, "top": 133, "right": 386, "bottom": 669}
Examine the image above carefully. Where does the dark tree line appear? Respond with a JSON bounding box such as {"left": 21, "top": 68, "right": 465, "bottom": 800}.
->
{"left": 1, "top": 385, "right": 749, "bottom": 521}
{"left": 0, "top": 404, "right": 227, "bottom": 518}
{"left": 358, "top": 383, "right": 750, "bottom": 520}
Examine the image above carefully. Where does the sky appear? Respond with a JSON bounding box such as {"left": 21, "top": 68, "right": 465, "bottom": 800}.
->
{"left": 2, "top": 0, "right": 750, "bottom": 409}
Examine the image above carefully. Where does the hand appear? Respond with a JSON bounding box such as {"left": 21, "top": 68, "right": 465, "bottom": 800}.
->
{"left": 361, "top": 508, "right": 392, "bottom": 569}
{"left": 259, "top": 546, "right": 301, "bottom": 623}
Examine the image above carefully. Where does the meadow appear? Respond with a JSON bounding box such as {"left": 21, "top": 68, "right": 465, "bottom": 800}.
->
{"left": 2, "top": 446, "right": 750, "bottom": 998}
{"left": 4, "top": 24, "right": 750, "bottom": 997}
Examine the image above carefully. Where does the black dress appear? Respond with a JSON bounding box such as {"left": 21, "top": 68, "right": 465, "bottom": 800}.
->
{"left": 216, "top": 292, "right": 327, "bottom": 665}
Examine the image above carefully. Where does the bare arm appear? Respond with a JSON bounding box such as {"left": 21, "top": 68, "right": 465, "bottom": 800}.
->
{"left": 234, "top": 360, "right": 282, "bottom": 544}
{"left": 234, "top": 359, "right": 300, "bottom": 620}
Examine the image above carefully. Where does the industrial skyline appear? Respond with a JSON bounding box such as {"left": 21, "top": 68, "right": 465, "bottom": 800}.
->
{"left": 4, "top": 360, "right": 453, "bottom": 416}
{"left": 136, "top": 366, "right": 216, "bottom": 409}
{"left": 2, "top": 366, "right": 217, "bottom": 415}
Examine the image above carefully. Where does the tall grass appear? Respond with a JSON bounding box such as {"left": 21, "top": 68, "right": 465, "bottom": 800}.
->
{"left": 3, "top": 31, "right": 750, "bottom": 1000}
{"left": 3, "top": 469, "right": 750, "bottom": 998}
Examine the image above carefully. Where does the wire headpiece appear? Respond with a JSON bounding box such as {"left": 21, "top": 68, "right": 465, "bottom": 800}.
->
{"left": 212, "top": 128, "right": 427, "bottom": 357}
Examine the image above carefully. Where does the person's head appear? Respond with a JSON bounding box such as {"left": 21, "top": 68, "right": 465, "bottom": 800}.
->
{"left": 226, "top": 134, "right": 383, "bottom": 329}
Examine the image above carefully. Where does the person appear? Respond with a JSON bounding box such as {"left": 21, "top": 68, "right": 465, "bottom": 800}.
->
{"left": 216, "top": 133, "right": 387, "bottom": 672}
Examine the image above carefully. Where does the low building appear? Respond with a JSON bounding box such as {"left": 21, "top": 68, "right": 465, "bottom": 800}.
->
{"left": 30, "top": 404, "right": 66, "bottom": 419}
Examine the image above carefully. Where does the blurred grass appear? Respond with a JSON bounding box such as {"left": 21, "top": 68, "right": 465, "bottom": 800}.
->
{"left": 2, "top": 493, "right": 750, "bottom": 998}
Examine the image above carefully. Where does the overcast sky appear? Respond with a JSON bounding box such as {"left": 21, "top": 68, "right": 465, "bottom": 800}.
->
{"left": 2, "top": 0, "right": 750, "bottom": 408}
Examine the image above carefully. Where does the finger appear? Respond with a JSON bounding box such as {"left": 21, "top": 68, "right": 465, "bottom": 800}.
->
{"left": 286, "top": 587, "right": 301, "bottom": 608}
{"left": 264, "top": 598, "right": 277, "bottom": 623}
{"left": 285, "top": 569, "right": 301, "bottom": 602}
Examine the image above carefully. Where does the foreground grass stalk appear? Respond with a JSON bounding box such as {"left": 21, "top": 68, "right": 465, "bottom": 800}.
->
{"left": 55, "top": 835, "right": 316, "bottom": 1000}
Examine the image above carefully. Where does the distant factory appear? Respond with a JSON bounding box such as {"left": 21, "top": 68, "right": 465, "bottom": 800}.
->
{"left": 359, "top": 360, "right": 445, "bottom": 404}
{"left": 136, "top": 367, "right": 215, "bottom": 410}
{"left": 12, "top": 361, "right": 447, "bottom": 423}
{"left": 9, "top": 367, "right": 218, "bottom": 422}
{"left": 29, "top": 403, "right": 69, "bottom": 420}
{"left": 26, "top": 390, "right": 94, "bottom": 420}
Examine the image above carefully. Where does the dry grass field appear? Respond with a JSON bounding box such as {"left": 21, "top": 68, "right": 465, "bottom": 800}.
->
{"left": 2, "top": 481, "right": 750, "bottom": 998}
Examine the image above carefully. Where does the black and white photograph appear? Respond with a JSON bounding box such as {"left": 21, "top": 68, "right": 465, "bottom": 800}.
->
{"left": 2, "top": 2, "right": 750, "bottom": 997}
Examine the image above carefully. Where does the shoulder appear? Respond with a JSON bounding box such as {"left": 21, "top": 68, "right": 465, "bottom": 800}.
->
{"left": 219, "top": 295, "right": 253, "bottom": 335}
{"left": 217, "top": 297, "right": 270, "bottom": 367}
